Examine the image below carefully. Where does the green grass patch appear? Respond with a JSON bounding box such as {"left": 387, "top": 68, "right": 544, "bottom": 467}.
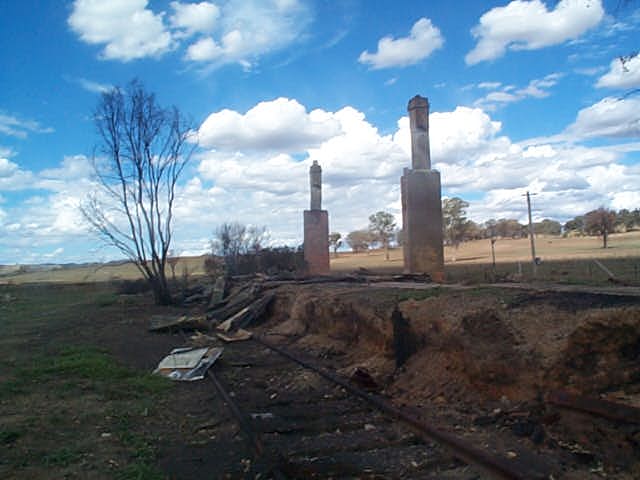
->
{"left": 116, "top": 462, "right": 165, "bottom": 480}
{"left": 0, "top": 283, "right": 174, "bottom": 480}
{"left": 36, "top": 346, "right": 131, "bottom": 380}
{"left": 0, "top": 379, "right": 25, "bottom": 399}
{"left": 111, "top": 411, "right": 165, "bottom": 480}
{"left": 395, "top": 287, "right": 443, "bottom": 302}
{"left": 95, "top": 292, "right": 119, "bottom": 307}
{"left": 0, "top": 429, "right": 21, "bottom": 445}
{"left": 2, "top": 345, "right": 171, "bottom": 408}
{"left": 42, "top": 447, "right": 83, "bottom": 467}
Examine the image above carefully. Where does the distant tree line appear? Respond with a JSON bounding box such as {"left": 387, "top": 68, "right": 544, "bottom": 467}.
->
{"left": 564, "top": 207, "right": 640, "bottom": 248}
{"left": 208, "top": 205, "right": 639, "bottom": 269}
{"left": 336, "top": 201, "right": 638, "bottom": 254}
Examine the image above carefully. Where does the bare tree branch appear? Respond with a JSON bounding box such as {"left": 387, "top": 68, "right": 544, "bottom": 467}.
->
{"left": 81, "top": 79, "right": 194, "bottom": 305}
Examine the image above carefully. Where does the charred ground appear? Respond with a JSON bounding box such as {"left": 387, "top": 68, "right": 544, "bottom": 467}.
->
{"left": 1, "top": 277, "right": 639, "bottom": 479}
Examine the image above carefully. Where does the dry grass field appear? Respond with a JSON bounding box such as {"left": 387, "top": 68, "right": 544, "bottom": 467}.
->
{"left": 2, "top": 231, "right": 639, "bottom": 285}
{"left": 0, "top": 256, "right": 207, "bottom": 285}
{"left": 332, "top": 230, "right": 640, "bottom": 269}
{"left": 332, "top": 231, "right": 640, "bottom": 284}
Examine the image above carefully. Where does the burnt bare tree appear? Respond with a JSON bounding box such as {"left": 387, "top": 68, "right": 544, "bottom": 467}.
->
{"left": 82, "top": 80, "right": 194, "bottom": 305}
{"left": 212, "top": 222, "right": 268, "bottom": 274}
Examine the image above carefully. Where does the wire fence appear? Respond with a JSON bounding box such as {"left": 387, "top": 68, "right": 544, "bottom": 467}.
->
{"left": 446, "top": 257, "right": 640, "bottom": 286}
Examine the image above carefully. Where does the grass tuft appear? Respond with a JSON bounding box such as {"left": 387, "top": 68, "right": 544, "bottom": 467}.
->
{"left": 395, "top": 287, "right": 443, "bottom": 302}
{"left": 116, "top": 462, "right": 165, "bottom": 480}
{"left": 42, "top": 447, "right": 83, "bottom": 467}
{"left": 13, "top": 346, "right": 171, "bottom": 399}
{"left": 0, "top": 429, "right": 21, "bottom": 445}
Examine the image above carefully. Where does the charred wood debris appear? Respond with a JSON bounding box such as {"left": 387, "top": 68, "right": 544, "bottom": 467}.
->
{"left": 151, "top": 270, "right": 430, "bottom": 335}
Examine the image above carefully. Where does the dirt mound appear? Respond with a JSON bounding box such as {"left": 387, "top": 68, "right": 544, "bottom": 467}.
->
{"left": 460, "top": 310, "right": 524, "bottom": 386}
{"left": 265, "top": 285, "right": 399, "bottom": 377}
{"left": 256, "top": 283, "right": 640, "bottom": 478}
{"left": 263, "top": 285, "right": 640, "bottom": 409}
{"left": 548, "top": 308, "right": 640, "bottom": 393}
{"left": 389, "top": 297, "right": 536, "bottom": 404}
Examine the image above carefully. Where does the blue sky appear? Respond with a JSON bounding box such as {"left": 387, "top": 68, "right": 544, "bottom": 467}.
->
{"left": 1, "top": 0, "right": 639, "bottom": 264}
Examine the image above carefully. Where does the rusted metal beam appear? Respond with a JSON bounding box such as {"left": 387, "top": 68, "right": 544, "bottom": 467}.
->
{"left": 255, "top": 335, "right": 553, "bottom": 480}
{"left": 207, "top": 369, "right": 289, "bottom": 480}
{"left": 547, "top": 389, "right": 640, "bottom": 424}
{"left": 207, "top": 370, "right": 264, "bottom": 455}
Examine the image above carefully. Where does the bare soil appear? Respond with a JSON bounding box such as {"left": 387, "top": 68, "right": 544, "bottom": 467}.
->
{"left": 261, "top": 282, "right": 640, "bottom": 478}
{"left": 3, "top": 279, "right": 639, "bottom": 478}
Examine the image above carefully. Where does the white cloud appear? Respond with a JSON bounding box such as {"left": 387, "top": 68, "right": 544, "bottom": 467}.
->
{"left": 392, "top": 106, "right": 636, "bottom": 224}
{"left": 566, "top": 96, "right": 640, "bottom": 139}
{"left": 76, "top": 78, "right": 113, "bottom": 94}
{"left": 478, "top": 81, "right": 502, "bottom": 90}
{"left": 68, "top": 0, "right": 174, "bottom": 61}
{"left": 191, "top": 103, "right": 411, "bottom": 245}
{"left": 0, "top": 146, "right": 14, "bottom": 158}
{"left": 185, "top": 36, "right": 224, "bottom": 62}
{"left": 307, "top": 107, "right": 407, "bottom": 184}
{"left": 190, "top": 97, "right": 640, "bottom": 248}
{"left": 0, "top": 157, "right": 19, "bottom": 178}
{"left": 474, "top": 73, "right": 562, "bottom": 110}
{"left": 358, "top": 17, "right": 444, "bottom": 69}
{"left": 4, "top": 95, "right": 640, "bottom": 263}
{"left": 574, "top": 66, "right": 606, "bottom": 76}
{"left": 1, "top": 191, "right": 88, "bottom": 243}
{"left": 0, "top": 112, "right": 53, "bottom": 139}
{"left": 0, "top": 157, "right": 35, "bottom": 191}
{"left": 39, "top": 155, "right": 93, "bottom": 180}
{"left": 0, "top": 157, "right": 94, "bottom": 261}
{"left": 596, "top": 53, "right": 640, "bottom": 89}
{"left": 198, "top": 97, "right": 341, "bottom": 152}
{"left": 184, "top": 0, "right": 310, "bottom": 67}
{"left": 68, "top": 0, "right": 311, "bottom": 68}
{"left": 170, "top": 1, "right": 219, "bottom": 36}
{"left": 42, "top": 247, "right": 65, "bottom": 259}
{"left": 466, "top": 0, "right": 604, "bottom": 65}
{"left": 431, "top": 107, "right": 504, "bottom": 160}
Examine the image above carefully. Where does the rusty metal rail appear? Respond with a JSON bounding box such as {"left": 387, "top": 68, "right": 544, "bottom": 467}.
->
{"left": 207, "top": 370, "right": 264, "bottom": 455}
{"left": 547, "top": 389, "right": 640, "bottom": 424}
{"left": 254, "top": 335, "right": 553, "bottom": 480}
{"left": 185, "top": 322, "right": 288, "bottom": 479}
{"left": 206, "top": 369, "right": 288, "bottom": 480}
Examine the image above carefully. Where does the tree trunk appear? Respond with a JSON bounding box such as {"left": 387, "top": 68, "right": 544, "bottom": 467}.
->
{"left": 150, "top": 274, "right": 173, "bottom": 305}
{"left": 385, "top": 244, "right": 389, "bottom": 261}
{"left": 603, "top": 230, "right": 608, "bottom": 249}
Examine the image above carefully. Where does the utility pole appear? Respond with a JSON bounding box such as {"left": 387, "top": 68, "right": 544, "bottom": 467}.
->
{"left": 523, "top": 191, "right": 538, "bottom": 276}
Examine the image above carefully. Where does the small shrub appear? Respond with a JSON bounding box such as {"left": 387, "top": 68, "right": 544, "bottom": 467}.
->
{"left": 230, "top": 246, "right": 306, "bottom": 275}
{"left": 42, "top": 447, "right": 82, "bottom": 467}
{"left": 207, "top": 246, "right": 306, "bottom": 276}
{"left": 114, "top": 279, "right": 151, "bottom": 295}
{"left": 96, "top": 292, "right": 118, "bottom": 307}
{"left": 0, "top": 430, "right": 20, "bottom": 445}
{"left": 204, "top": 255, "right": 224, "bottom": 279}
{"left": 256, "top": 246, "right": 306, "bottom": 275}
